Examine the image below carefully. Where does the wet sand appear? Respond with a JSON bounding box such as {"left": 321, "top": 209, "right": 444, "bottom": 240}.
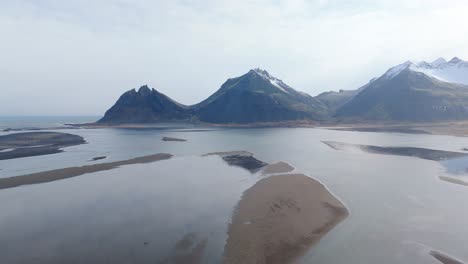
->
{"left": 0, "top": 153, "right": 172, "bottom": 189}
{"left": 223, "top": 173, "right": 348, "bottom": 264}
{"left": 430, "top": 250, "right": 465, "bottom": 264}
{"left": 203, "top": 151, "right": 267, "bottom": 173}
{"left": 328, "top": 126, "right": 430, "bottom": 134}
{"left": 439, "top": 176, "right": 468, "bottom": 187}
{"left": 162, "top": 137, "right": 187, "bottom": 142}
{"left": 89, "top": 156, "right": 107, "bottom": 161}
{"left": 261, "top": 161, "right": 295, "bottom": 175}
{"left": 160, "top": 233, "right": 208, "bottom": 264}
{"left": 323, "top": 121, "right": 468, "bottom": 137}
{"left": 323, "top": 141, "right": 468, "bottom": 161}
{"left": 0, "top": 132, "right": 86, "bottom": 160}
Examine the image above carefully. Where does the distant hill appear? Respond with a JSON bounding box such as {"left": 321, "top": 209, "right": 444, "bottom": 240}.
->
{"left": 315, "top": 89, "right": 360, "bottom": 112}
{"left": 335, "top": 57, "right": 468, "bottom": 121}
{"left": 98, "top": 85, "right": 189, "bottom": 124}
{"left": 193, "top": 69, "right": 328, "bottom": 123}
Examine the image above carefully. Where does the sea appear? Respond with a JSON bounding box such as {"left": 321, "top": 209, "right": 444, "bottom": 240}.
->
{"left": 1, "top": 116, "right": 468, "bottom": 263}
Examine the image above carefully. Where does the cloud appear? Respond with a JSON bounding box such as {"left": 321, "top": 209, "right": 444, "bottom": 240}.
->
{"left": 1, "top": 0, "right": 467, "bottom": 115}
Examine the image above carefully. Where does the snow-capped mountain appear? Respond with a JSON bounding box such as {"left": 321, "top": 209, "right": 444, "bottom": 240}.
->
{"left": 193, "top": 68, "right": 328, "bottom": 123}
{"left": 382, "top": 57, "right": 468, "bottom": 85}
{"left": 251, "top": 68, "right": 294, "bottom": 94}
{"left": 334, "top": 57, "right": 468, "bottom": 122}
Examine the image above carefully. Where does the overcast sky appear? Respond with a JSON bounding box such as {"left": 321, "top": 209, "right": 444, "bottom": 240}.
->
{"left": 1, "top": 0, "right": 468, "bottom": 116}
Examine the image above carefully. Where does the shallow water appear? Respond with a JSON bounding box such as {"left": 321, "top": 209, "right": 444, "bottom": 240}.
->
{"left": 1, "top": 123, "right": 468, "bottom": 263}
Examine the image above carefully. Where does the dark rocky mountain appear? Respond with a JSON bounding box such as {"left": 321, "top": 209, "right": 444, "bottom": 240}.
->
{"left": 193, "top": 69, "right": 328, "bottom": 123}
{"left": 335, "top": 65, "right": 468, "bottom": 121}
{"left": 98, "top": 85, "right": 189, "bottom": 124}
{"left": 98, "top": 58, "right": 468, "bottom": 124}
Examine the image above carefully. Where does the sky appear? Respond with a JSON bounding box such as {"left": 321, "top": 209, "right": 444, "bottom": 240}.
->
{"left": 1, "top": 0, "right": 468, "bottom": 116}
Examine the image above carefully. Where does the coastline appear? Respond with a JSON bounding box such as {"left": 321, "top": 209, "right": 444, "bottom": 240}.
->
{"left": 64, "top": 120, "right": 468, "bottom": 138}
{"left": 6, "top": 118, "right": 468, "bottom": 138}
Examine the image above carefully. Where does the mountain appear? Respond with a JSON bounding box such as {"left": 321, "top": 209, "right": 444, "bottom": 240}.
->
{"left": 193, "top": 69, "right": 328, "bottom": 123}
{"left": 98, "top": 59, "right": 468, "bottom": 125}
{"left": 335, "top": 57, "right": 468, "bottom": 121}
{"left": 408, "top": 57, "right": 468, "bottom": 85}
{"left": 98, "top": 85, "right": 189, "bottom": 124}
{"left": 316, "top": 89, "right": 361, "bottom": 112}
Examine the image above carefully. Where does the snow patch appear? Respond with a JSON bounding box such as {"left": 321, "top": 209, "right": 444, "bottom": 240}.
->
{"left": 380, "top": 57, "right": 468, "bottom": 85}
{"left": 383, "top": 61, "right": 413, "bottom": 79}
{"left": 411, "top": 57, "right": 468, "bottom": 85}
{"left": 252, "top": 68, "right": 290, "bottom": 94}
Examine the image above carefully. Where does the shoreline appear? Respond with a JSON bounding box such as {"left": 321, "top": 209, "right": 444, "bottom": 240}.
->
{"left": 6, "top": 119, "right": 468, "bottom": 137}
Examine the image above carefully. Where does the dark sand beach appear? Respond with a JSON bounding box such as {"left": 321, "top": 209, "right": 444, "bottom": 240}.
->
{"left": 223, "top": 173, "right": 348, "bottom": 264}
{"left": 162, "top": 136, "right": 187, "bottom": 142}
{"left": 0, "top": 153, "right": 172, "bottom": 189}
{"left": 0, "top": 132, "right": 86, "bottom": 160}
{"left": 89, "top": 156, "right": 107, "bottom": 161}
{"left": 203, "top": 151, "right": 268, "bottom": 173}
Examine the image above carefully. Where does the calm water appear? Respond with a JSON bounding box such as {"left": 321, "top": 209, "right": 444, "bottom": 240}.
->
{"left": 1, "top": 117, "right": 468, "bottom": 263}
{"left": 0, "top": 116, "right": 99, "bottom": 130}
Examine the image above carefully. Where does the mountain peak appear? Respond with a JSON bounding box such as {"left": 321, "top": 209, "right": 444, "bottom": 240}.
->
{"left": 449, "top": 57, "right": 462, "bottom": 63}
{"left": 379, "top": 57, "right": 468, "bottom": 85}
{"left": 137, "top": 85, "right": 151, "bottom": 94}
{"left": 251, "top": 68, "right": 273, "bottom": 78}
{"left": 248, "top": 68, "right": 291, "bottom": 94}
{"left": 383, "top": 61, "right": 413, "bottom": 79}
{"left": 431, "top": 57, "right": 447, "bottom": 66}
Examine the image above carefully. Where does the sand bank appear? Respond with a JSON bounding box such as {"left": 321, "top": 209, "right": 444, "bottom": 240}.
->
{"left": 162, "top": 137, "right": 187, "bottom": 142}
{"left": 323, "top": 141, "right": 468, "bottom": 161}
{"left": 323, "top": 121, "right": 468, "bottom": 137}
{"left": 0, "top": 153, "right": 172, "bottom": 189}
{"left": 223, "top": 173, "right": 348, "bottom": 264}
{"left": 0, "top": 132, "right": 86, "bottom": 160}
{"left": 329, "top": 126, "right": 430, "bottom": 134}
{"left": 261, "top": 161, "right": 295, "bottom": 175}
{"left": 430, "top": 250, "right": 465, "bottom": 264}
{"left": 439, "top": 176, "right": 468, "bottom": 187}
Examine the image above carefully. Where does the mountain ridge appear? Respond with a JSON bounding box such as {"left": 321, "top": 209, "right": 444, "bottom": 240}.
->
{"left": 98, "top": 57, "right": 468, "bottom": 124}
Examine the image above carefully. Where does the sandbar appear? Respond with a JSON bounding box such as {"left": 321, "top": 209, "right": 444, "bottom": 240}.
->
{"left": 223, "top": 173, "right": 348, "bottom": 264}
{"left": 0, "top": 153, "right": 172, "bottom": 189}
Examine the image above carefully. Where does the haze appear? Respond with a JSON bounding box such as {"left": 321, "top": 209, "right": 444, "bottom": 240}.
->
{"left": 1, "top": 0, "right": 468, "bottom": 115}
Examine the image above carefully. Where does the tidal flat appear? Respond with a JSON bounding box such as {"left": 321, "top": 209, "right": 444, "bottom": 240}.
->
{"left": 1, "top": 126, "right": 468, "bottom": 263}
